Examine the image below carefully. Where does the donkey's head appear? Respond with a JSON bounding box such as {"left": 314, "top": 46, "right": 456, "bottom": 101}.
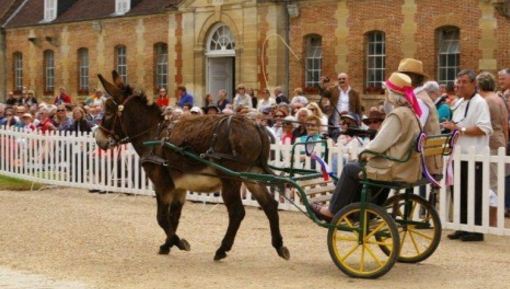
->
{"left": 95, "top": 70, "right": 155, "bottom": 150}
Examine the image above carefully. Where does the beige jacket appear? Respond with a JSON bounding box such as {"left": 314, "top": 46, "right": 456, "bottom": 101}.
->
{"left": 416, "top": 90, "right": 443, "bottom": 175}
{"left": 364, "top": 106, "right": 422, "bottom": 183}
{"left": 484, "top": 93, "right": 509, "bottom": 149}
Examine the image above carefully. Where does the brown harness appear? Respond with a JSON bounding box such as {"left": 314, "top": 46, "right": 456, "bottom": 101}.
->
{"left": 98, "top": 94, "right": 152, "bottom": 146}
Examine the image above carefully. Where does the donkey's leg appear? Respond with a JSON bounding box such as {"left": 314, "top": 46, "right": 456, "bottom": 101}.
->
{"left": 156, "top": 191, "right": 174, "bottom": 255}
{"left": 157, "top": 189, "right": 189, "bottom": 254}
{"left": 244, "top": 181, "right": 290, "bottom": 260}
{"left": 214, "top": 180, "right": 245, "bottom": 261}
{"left": 167, "top": 189, "right": 190, "bottom": 251}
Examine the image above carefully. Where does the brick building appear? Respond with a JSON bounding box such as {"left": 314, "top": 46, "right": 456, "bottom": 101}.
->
{"left": 0, "top": 0, "right": 26, "bottom": 102}
{"left": 1, "top": 0, "right": 510, "bottom": 107}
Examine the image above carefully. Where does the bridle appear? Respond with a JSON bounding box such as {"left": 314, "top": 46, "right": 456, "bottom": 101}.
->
{"left": 97, "top": 94, "right": 152, "bottom": 147}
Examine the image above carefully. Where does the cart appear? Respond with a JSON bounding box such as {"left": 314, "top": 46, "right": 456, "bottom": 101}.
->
{"left": 144, "top": 130, "right": 457, "bottom": 279}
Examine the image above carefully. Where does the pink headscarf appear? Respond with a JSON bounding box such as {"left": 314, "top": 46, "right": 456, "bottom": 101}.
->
{"left": 385, "top": 80, "right": 422, "bottom": 117}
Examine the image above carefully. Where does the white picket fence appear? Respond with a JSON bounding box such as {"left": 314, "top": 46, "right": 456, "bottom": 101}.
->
{"left": 0, "top": 127, "right": 508, "bottom": 236}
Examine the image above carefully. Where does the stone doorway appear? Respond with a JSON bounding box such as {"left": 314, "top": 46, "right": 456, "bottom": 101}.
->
{"left": 206, "top": 23, "right": 236, "bottom": 101}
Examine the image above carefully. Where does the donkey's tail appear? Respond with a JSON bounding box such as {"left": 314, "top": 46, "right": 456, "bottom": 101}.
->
{"left": 255, "top": 124, "right": 275, "bottom": 175}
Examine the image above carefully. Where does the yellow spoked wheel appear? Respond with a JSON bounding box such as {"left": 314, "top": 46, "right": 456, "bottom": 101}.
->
{"left": 327, "top": 203, "right": 400, "bottom": 279}
{"left": 380, "top": 194, "right": 442, "bottom": 263}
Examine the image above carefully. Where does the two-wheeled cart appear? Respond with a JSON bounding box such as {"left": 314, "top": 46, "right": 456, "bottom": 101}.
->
{"left": 144, "top": 131, "right": 456, "bottom": 278}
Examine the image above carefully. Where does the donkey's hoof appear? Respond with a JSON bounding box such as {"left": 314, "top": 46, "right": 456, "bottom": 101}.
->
{"left": 177, "top": 239, "right": 191, "bottom": 251}
{"left": 277, "top": 246, "right": 290, "bottom": 260}
{"left": 158, "top": 245, "right": 170, "bottom": 255}
{"left": 214, "top": 250, "right": 227, "bottom": 261}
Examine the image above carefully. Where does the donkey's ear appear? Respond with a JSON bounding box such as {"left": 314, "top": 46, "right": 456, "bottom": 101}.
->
{"left": 112, "top": 70, "right": 125, "bottom": 89}
{"left": 98, "top": 73, "right": 122, "bottom": 100}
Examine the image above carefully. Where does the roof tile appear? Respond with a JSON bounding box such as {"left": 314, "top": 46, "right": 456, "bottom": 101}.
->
{"left": 5, "top": 0, "right": 181, "bottom": 28}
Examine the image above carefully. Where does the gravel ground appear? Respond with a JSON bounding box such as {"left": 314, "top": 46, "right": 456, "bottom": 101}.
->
{"left": 0, "top": 188, "right": 509, "bottom": 289}
{"left": 0, "top": 266, "right": 90, "bottom": 289}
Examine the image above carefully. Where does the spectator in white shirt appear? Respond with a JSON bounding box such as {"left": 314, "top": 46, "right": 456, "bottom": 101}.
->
{"left": 233, "top": 84, "right": 253, "bottom": 111}
{"left": 442, "top": 69, "right": 493, "bottom": 242}
{"left": 319, "top": 73, "right": 362, "bottom": 138}
{"left": 256, "top": 89, "right": 276, "bottom": 113}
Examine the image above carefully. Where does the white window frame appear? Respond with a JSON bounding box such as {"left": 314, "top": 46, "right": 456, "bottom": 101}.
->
{"left": 206, "top": 23, "right": 236, "bottom": 57}
{"left": 115, "top": 0, "right": 131, "bottom": 15}
{"left": 44, "top": 50, "right": 55, "bottom": 93}
{"left": 44, "top": 0, "right": 57, "bottom": 22}
{"left": 13, "top": 52, "right": 23, "bottom": 92}
{"left": 154, "top": 43, "right": 168, "bottom": 90}
{"left": 366, "top": 31, "right": 386, "bottom": 91}
{"left": 437, "top": 27, "right": 460, "bottom": 86}
{"left": 116, "top": 45, "right": 128, "bottom": 83}
{"left": 304, "top": 35, "right": 322, "bottom": 88}
{"left": 78, "top": 48, "right": 89, "bottom": 93}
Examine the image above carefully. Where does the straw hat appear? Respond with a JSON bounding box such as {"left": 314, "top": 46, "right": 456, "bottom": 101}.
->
{"left": 21, "top": 113, "right": 33, "bottom": 119}
{"left": 385, "top": 72, "right": 423, "bottom": 116}
{"left": 386, "top": 72, "right": 413, "bottom": 94}
{"left": 398, "top": 58, "right": 428, "bottom": 78}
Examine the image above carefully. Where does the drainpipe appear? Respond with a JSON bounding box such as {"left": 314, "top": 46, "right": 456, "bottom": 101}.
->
{"left": 284, "top": 0, "right": 290, "bottom": 97}
{"left": 0, "top": 30, "right": 5, "bottom": 101}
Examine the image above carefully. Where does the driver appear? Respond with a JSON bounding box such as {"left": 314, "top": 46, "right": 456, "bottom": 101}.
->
{"left": 312, "top": 72, "right": 423, "bottom": 221}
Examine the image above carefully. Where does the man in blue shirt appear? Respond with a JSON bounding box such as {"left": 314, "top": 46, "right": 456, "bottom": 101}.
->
{"left": 0, "top": 104, "right": 5, "bottom": 124}
{"left": 177, "top": 86, "right": 194, "bottom": 107}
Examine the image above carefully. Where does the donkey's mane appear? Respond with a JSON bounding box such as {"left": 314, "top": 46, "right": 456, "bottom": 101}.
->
{"left": 125, "top": 85, "right": 162, "bottom": 115}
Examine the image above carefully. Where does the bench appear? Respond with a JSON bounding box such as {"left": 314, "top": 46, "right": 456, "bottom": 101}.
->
{"left": 359, "top": 131, "right": 458, "bottom": 192}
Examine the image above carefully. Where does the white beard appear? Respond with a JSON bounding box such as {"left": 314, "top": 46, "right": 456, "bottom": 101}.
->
{"left": 383, "top": 100, "right": 394, "bottom": 114}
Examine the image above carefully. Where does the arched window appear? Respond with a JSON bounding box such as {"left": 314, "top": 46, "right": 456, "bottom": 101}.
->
{"left": 154, "top": 43, "right": 168, "bottom": 91}
{"left": 206, "top": 23, "right": 235, "bottom": 56}
{"left": 365, "top": 31, "right": 385, "bottom": 92}
{"left": 304, "top": 34, "right": 322, "bottom": 88}
{"left": 78, "top": 48, "right": 89, "bottom": 94}
{"left": 43, "top": 50, "right": 55, "bottom": 94}
{"left": 115, "top": 45, "right": 127, "bottom": 83}
{"left": 13, "top": 52, "right": 23, "bottom": 92}
{"left": 437, "top": 26, "right": 460, "bottom": 86}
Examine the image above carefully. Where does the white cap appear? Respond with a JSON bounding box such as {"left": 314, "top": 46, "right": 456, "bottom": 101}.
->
{"left": 190, "top": 106, "right": 203, "bottom": 114}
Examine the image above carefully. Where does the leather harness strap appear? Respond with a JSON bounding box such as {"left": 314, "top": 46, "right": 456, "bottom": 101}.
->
{"left": 202, "top": 115, "right": 244, "bottom": 163}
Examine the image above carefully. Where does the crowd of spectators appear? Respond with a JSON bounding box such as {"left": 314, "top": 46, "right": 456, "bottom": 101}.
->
{"left": 0, "top": 87, "right": 100, "bottom": 134}
{"left": 2, "top": 64, "right": 510, "bottom": 224}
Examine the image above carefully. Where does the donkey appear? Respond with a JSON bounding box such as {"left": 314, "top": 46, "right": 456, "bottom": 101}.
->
{"left": 94, "top": 71, "right": 289, "bottom": 261}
